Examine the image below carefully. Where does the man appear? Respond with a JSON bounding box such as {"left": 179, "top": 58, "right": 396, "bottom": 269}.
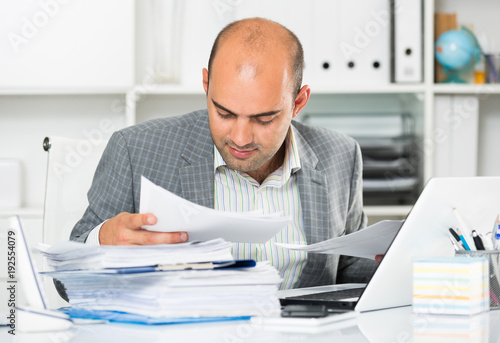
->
{"left": 71, "top": 17, "right": 376, "bottom": 289}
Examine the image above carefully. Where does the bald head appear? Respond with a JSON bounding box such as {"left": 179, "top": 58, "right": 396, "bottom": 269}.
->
{"left": 207, "top": 18, "right": 304, "bottom": 97}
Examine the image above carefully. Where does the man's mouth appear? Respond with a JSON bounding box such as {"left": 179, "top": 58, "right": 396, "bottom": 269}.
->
{"left": 229, "top": 146, "right": 256, "bottom": 159}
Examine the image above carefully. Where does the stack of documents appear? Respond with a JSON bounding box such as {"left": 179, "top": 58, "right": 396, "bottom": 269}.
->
{"left": 39, "top": 238, "right": 234, "bottom": 270}
{"left": 140, "top": 176, "right": 291, "bottom": 243}
{"left": 39, "top": 239, "right": 282, "bottom": 321}
{"left": 413, "top": 257, "right": 489, "bottom": 315}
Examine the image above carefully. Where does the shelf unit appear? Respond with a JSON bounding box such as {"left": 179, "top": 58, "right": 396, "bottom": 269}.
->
{"left": 1, "top": 0, "right": 499, "bottom": 227}
{"left": 130, "top": 83, "right": 500, "bottom": 96}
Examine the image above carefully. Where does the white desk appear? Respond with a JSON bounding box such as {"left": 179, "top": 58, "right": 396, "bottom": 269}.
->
{"left": 3, "top": 284, "right": 500, "bottom": 342}
{"left": 3, "top": 306, "right": 500, "bottom": 342}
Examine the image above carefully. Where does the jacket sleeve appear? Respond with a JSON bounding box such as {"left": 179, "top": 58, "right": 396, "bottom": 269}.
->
{"left": 70, "top": 131, "right": 135, "bottom": 242}
{"left": 336, "top": 141, "right": 378, "bottom": 283}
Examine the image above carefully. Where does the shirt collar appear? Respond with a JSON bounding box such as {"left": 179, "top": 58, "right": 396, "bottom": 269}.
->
{"left": 213, "top": 126, "right": 301, "bottom": 179}
{"left": 283, "top": 126, "right": 301, "bottom": 177}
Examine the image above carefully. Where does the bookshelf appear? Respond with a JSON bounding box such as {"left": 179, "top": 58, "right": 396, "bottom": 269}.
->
{"left": 1, "top": 0, "right": 499, "bottom": 228}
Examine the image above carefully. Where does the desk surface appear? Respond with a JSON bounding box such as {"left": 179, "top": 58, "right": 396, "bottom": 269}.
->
{"left": 3, "top": 283, "right": 500, "bottom": 342}
{"left": 3, "top": 306, "right": 500, "bottom": 343}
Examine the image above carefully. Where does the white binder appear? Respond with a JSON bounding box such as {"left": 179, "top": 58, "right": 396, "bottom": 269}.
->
{"left": 392, "top": 0, "right": 423, "bottom": 83}
{"left": 163, "top": 0, "right": 393, "bottom": 87}
{"left": 336, "top": 0, "right": 390, "bottom": 85}
{"left": 434, "top": 95, "right": 479, "bottom": 177}
{"left": 310, "top": 0, "right": 390, "bottom": 86}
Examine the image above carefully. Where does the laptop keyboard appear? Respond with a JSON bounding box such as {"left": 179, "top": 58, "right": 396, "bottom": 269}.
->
{"left": 283, "top": 287, "right": 365, "bottom": 302}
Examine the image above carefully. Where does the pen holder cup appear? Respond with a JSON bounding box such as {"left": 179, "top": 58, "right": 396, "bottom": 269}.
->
{"left": 456, "top": 250, "right": 500, "bottom": 310}
{"left": 485, "top": 53, "right": 500, "bottom": 83}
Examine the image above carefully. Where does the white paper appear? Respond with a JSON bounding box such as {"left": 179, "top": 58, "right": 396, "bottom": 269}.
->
{"left": 139, "top": 176, "right": 291, "bottom": 243}
{"left": 38, "top": 238, "right": 234, "bottom": 270}
{"left": 274, "top": 220, "right": 403, "bottom": 260}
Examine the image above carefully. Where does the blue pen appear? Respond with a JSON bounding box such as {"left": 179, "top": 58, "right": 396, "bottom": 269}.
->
{"left": 456, "top": 228, "right": 471, "bottom": 251}
{"left": 495, "top": 215, "right": 500, "bottom": 250}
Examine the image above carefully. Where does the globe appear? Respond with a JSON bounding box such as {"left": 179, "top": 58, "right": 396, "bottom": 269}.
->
{"left": 435, "top": 30, "right": 474, "bottom": 69}
{"left": 435, "top": 29, "right": 480, "bottom": 83}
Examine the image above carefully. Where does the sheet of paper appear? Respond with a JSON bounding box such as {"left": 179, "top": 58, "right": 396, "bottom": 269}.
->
{"left": 139, "top": 176, "right": 291, "bottom": 243}
{"left": 274, "top": 220, "right": 403, "bottom": 260}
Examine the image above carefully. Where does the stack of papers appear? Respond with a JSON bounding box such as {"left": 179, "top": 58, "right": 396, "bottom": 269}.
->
{"left": 39, "top": 239, "right": 282, "bottom": 320}
{"left": 39, "top": 238, "right": 234, "bottom": 270}
{"left": 140, "top": 176, "right": 291, "bottom": 243}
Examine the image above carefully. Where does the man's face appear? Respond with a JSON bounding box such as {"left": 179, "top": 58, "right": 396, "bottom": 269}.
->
{"left": 203, "top": 50, "right": 297, "bottom": 178}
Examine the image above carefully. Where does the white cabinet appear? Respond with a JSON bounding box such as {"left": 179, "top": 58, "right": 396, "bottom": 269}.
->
{"left": 1, "top": 0, "right": 499, "bottom": 229}
{"left": 0, "top": 0, "right": 134, "bottom": 89}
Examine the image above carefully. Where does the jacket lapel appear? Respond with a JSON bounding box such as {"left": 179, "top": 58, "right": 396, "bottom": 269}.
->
{"left": 293, "top": 125, "right": 333, "bottom": 288}
{"left": 179, "top": 112, "right": 215, "bottom": 209}
{"left": 292, "top": 126, "right": 331, "bottom": 244}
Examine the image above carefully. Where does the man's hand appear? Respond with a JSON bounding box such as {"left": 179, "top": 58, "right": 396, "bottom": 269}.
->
{"left": 99, "top": 212, "right": 188, "bottom": 245}
{"left": 375, "top": 255, "right": 384, "bottom": 263}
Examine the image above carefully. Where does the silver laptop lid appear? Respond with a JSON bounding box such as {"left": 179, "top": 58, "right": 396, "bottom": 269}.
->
{"left": 356, "top": 176, "right": 500, "bottom": 312}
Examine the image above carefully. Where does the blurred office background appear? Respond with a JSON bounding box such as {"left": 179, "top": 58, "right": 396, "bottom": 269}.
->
{"left": 1, "top": 0, "right": 500, "bottom": 245}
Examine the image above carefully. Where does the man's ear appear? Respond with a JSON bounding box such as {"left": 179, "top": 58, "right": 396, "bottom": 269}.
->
{"left": 202, "top": 68, "right": 209, "bottom": 95}
{"left": 292, "top": 85, "right": 311, "bottom": 119}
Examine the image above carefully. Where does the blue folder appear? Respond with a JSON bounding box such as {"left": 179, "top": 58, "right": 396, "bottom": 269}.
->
{"left": 60, "top": 307, "right": 250, "bottom": 325}
{"left": 41, "top": 259, "right": 257, "bottom": 275}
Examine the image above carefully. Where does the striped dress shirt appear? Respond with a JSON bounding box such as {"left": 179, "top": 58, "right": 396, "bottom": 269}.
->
{"left": 214, "top": 127, "right": 307, "bottom": 289}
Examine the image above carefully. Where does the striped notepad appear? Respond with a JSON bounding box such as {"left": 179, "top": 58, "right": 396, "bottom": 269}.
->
{"left": 413, "top": 257, "right": 489, "bottom": 315}
{"left": 412, "top": 312, "right": 489, "bottom": 342}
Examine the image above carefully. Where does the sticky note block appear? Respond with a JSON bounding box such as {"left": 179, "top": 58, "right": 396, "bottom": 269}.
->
{"left": 413, "top": 257, "right": 489, "bottom": 315}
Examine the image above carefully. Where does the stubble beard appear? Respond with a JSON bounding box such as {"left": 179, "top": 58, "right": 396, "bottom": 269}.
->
{"left": 216, "top": 139, "right": 274, "bottom": 174}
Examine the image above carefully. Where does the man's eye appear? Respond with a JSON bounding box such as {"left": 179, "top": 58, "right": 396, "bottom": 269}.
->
{"left": 217, "top": 112, "right": 232, "bottom": 119}
{"left": 256, "top": 117, "right": 274, "bottom": 126}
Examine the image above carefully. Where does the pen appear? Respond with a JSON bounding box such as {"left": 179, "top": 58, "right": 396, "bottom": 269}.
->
{"left": 485, "top": 54, "right": 500, "bottom": 82}
{"left": 448, "top": 236, "right": 461, "bottom": 252}
{"left": 495, "top": 215, "right": 500, "bottom": 250}
{"left": 453, "top": 208, "right": 476, "bottom": 250}
{"left": 492, "top": 215, "right": 499, "bottom": 249}
{"left": 449, "top": 228, "right": 465, "bottom": 250}
{"left": 472, "top": 230, "right": 485, "bottom": 250}
{"left": 481, "top": 232, "right": 494, "bottom": 250}
{"left": 490, "top": 289, "right": 499, "bottom": 306}
{"left": 456, "top": 228, "right": 471, "bottom": 251}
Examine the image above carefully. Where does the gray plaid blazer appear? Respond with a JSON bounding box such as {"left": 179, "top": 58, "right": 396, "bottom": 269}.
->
{"left": 71, "top": 109, "right": 376, "bottom": 287}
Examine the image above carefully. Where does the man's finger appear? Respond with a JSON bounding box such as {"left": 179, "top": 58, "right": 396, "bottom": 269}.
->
{"left": 134, "top": 230, "right": 189, "bottom": 245}
{"left": 124, "top": 213, "right": 157, "bottom": 230}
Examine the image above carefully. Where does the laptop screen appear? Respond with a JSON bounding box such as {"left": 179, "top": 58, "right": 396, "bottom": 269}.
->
{"left": 8, "top": 216, "right": 47, "bottom": 310}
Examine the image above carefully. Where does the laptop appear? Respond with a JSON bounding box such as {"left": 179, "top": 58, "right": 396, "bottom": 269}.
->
{"left": 8, "top": 216, "right": 73, "bottom": 332}
{"left": 279, "top": 176, "right": 500, "bottom": 312}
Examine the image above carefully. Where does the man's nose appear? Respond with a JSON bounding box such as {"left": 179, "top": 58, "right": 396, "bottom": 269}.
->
{"left": 230, "top": 119, "right": 253, "bottom": 148}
